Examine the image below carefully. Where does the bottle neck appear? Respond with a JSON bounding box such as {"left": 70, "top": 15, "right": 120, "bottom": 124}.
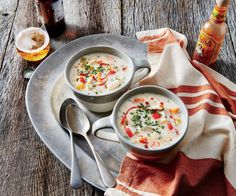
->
{"left": 210, "top": 5, "right": 228, "bottom": 23}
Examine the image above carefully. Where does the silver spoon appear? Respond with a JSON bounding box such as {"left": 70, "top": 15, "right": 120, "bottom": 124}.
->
{"left": 64, "top": 98, "right": 117, "bottom": 188}
{"left": 59, "top": 99, "right": 82, "bottom": 189}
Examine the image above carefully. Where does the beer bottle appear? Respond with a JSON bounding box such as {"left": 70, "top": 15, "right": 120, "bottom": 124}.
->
{"left": 35, "top": 0, "right": 66, "bottom": 38}
{"left": 192, "top": 0, "right": 230, "bottom": 65}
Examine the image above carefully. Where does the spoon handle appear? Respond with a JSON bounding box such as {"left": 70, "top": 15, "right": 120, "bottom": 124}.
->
{"left": 83, "top": 134, "right": 117, "bottom": 188}
{"left": 70, "top": 131, "right": 83, "bottom": 188}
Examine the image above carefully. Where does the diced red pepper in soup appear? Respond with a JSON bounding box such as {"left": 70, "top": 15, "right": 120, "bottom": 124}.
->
{"left": 152, "top": 112, "right": 161, "bottom": 119}
{"left": 110, "top": 70, "right": 116, "bottom": 75}
{"left": 120, "top": 117, "right": 127, "bottom": 125}
{"left": 125, "top": 127, "right": 134, "bottom": 138}
{"left": 99, "top": 62, "right": 108, "bottom": 66}
{"left": 167, "top": 122, "right": 173, "bottom": 130}
{"left": 80, "top": 77, "right": 86, "bottom": 83}
{"left": 139, "top": 137, "right": 148, "bottom": 144}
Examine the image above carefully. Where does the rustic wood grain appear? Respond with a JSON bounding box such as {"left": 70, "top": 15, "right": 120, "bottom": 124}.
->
{"left": 227, "top": 0, "right": 236, "bottom": 53}
{"left": 0, "top": 13, "right": 14, "bottom": 70}
{"left": 0, "top": 0, "right": 18, "bottom": 13}
{"left": 0, "top": 0, "right": 18, "bottom": 71}
{"left": 1, "top": 0, "right": 236, "bottom": 195}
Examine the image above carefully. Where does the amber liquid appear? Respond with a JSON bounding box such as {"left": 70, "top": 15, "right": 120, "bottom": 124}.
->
{"left": 16, "top": 43, "right": 50, "bottom": 62}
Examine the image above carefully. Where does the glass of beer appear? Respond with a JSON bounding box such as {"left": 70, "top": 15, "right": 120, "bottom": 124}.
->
{"left": 15, "top": 27, "right": 50, "bottom": 62}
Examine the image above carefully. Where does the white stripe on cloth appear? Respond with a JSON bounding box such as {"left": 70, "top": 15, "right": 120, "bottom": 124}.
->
{"left": 105, "top": 180, "right": 161, "bottom": 196}
{"left": 105, "top": 188, "right": 129, "bottom": 196}
{"left": 185, "top": 99, "right": 224, "bottom": 109}
{"left": 229, "top": 112, "right": 236, "bottom": 120}
{"left": 176, "top": 90, "right": 217, "bottom": 97}
{"left": 230, "top": 96, "right": 236, "bottom": 101}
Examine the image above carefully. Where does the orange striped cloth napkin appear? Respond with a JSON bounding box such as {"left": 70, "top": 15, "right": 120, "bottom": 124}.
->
{"left": 105, "top": 28, "right": 236, "bottom": 196}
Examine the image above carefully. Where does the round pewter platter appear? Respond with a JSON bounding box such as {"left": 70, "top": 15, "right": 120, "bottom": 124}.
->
{"left": 25, "top": 34, "right": 148, "bottom": 191}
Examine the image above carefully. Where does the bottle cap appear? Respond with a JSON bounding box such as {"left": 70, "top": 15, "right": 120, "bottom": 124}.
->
{"left": 23, "top": 68, "right": 35, "bottom": 80}
{"left": 216, "top": 0, "right": 230, "bottom": 7}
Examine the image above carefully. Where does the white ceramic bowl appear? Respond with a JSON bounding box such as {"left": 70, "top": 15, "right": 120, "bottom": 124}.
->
{"left": 92, "top": 85, "right": 189, "bottom": 159}
{"left": 65, "top": 46, "right": 151, "bottom": 112}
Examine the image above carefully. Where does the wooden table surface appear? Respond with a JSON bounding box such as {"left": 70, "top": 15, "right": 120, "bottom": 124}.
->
{"left": 1, "top": 0, "right": 236, "bottom": 195}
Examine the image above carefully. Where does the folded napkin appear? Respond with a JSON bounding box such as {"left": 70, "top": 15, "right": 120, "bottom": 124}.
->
{"left": 105, "top": 28, "right": 236, "bottom": 196}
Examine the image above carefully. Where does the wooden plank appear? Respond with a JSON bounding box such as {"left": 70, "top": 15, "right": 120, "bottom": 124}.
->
{"left": 64, "top": 0, "right": 121, "bottom": 35}
{"left": 0, "top": 0, "right": 18, "bottom": 13}
{"left": 0, "top": 0, "right": 18, "bottom": 71}
{"left": 0, "top": 0, "right": 120, "bottom": 195}
{"left": 227, "top": 0, "right": 236, "bottom": 52}
{"left": 122, "top": 0, "right": 236, "bottom": 83}
{"left": 0, "top": 14, "right": 15, "bottom": 70}
{"left": 214, "top": 0, "right": 236, "bottom": 83}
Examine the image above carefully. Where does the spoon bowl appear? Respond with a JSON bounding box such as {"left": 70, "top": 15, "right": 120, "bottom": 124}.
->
{"left": 66, "top": 103, "right": 90, "bottom": 135}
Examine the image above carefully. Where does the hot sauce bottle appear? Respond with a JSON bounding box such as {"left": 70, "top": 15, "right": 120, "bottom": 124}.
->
{"left": 192, "top": 0, "right": 230, "bottom": 65}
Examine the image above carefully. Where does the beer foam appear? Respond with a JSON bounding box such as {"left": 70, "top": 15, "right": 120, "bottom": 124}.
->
{"left": 15, "top": 27, "right": 49, "bottom": 53}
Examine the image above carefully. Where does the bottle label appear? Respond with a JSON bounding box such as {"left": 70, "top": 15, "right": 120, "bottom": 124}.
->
{"left": 193, "top": 30, "right": 222, "bottom": 65}
{"left": 52, "top": 0, "right": 64, "bottom": 22}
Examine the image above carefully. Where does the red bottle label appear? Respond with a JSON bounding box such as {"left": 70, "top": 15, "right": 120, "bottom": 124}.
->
{"left": 193, "top": 30, "right": 222, "bottom": 65}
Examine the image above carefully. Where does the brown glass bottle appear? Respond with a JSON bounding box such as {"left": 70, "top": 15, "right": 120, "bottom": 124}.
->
{"left": 35, "top": 0, "right": 66, "bottom": 38}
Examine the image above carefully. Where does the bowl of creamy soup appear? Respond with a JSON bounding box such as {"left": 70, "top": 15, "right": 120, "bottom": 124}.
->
{"left": 92, "top": 85, "right": 188, "bottom": 159}
{"left": 65, "top": 46, "right": 151, "bottom": 112}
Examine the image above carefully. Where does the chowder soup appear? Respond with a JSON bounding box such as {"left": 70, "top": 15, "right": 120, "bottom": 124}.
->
{"left": 69, "top": 53, "right": 131, "bottom": 95}
{"left": 117, "top": 93, "right": 183, "bottom": 149}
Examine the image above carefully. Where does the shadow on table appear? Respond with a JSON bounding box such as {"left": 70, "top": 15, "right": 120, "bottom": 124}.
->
{"left": 186, "top": 38, "right": 195, "bottom": 57}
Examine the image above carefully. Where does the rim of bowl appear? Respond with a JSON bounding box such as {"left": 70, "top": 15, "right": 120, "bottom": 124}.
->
{"left": 112, "top": 85, "right": 189, "bottom": 152}
{"left": 64, "top": 45, "right": 135, "bottom": 97}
